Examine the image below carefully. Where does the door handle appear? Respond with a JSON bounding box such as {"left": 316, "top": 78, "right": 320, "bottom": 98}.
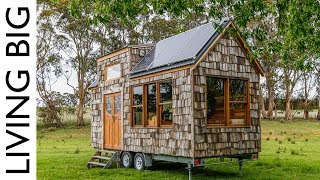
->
{"left": 112, "top": 115, "right": 115, "bottom": 121}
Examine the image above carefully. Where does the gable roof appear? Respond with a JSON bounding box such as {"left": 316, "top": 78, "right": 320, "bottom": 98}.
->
{"left": 130, "top": 18, "right": 264, "bottom": 78}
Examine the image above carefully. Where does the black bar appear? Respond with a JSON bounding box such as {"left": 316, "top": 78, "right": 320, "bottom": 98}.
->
{"left": 6, "top": 123, "right": 29, "bottom": 127}
{"left": 6, "top": 152, "right": 29, "bottom": 156}
{"left": 6, "top": 33, "right": 29, "bottom": 37}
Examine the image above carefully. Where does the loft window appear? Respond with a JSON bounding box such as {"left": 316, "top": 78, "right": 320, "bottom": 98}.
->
{"left": 105, "top": 64, "right": 121, "bottom": 81}
{"left": 207, "top": 77, "right": 249, "bottom": 126}
{"left": 131, "top": 80, "right": 173, "bottom": 127}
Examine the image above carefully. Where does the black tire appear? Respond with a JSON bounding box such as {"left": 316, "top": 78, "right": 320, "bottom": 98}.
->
{"left": 121, "top": 151, "right": 133, "bottom": 168}
{"left": 134, "top": 153, "right": 145, "bottom": 171}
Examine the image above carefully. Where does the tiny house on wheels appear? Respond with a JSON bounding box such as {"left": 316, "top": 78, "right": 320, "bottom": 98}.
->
{"left": 87, "top": 18, "right": 264, "bottom": 178}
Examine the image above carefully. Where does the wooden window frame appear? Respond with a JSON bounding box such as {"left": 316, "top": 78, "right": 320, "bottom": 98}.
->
{"left": 131, "top": 85, "right": 144, "bottom": 127}
{"left": 158, "top": 80, "right": 173, "bottom": 127}
{"left": 104, "top": 63, "right": 121, "bottom": 81}
{"left": 130, "top": 79, "right": 173, "bottom": 128}
{"left": 206, "top": 76, "right": 250, "bottom": 128}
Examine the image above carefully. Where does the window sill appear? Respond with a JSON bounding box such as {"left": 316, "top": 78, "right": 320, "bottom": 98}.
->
{"left": 206, "top": 124, "right": 250, "bottom": 128}
{"left": 130, "top": 125, "right": 173, "bottom": 129}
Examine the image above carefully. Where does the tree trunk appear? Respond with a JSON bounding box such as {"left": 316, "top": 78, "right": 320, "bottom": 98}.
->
{"left": 265, "top": 65, "right": 275, "bottom": 119}
{"left": 284, "top": 68, "right": 292, "bottom": 122}
{"left": 318, "top": 96, "right": 320, "bottom": 120}
{"left": 76, "top": 102, "right": 84, "bottom": 126}
{"left": 76, "top": 73, "right": 85, "bottom": 126}
{"left": 303, "top": 72, "right": 309, "bottom": 119}
{"left": 259, "top": 85, "right": 268, "bottom": 118}
{"left": 318, "top": 75, "right": 320, "bottom": 120}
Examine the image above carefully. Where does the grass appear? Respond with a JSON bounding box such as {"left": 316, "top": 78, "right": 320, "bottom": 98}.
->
{"left": 37, "top": 119, "right": 320, "bottom": 179}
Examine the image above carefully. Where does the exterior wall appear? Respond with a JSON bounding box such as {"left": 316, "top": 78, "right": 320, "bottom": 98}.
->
{"left": 123, "top": 69, "right": 193, "bottom": 157}
{"left": 90, "top": 87, "right": 101, "bottom": 148}
{"left": 90, "top": 46, "right": 153, "bottom": 149}
{"left": 193, "top": 33, "right": 261, "bottom": 157}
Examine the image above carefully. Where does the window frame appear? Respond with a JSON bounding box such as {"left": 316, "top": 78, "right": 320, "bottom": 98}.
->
{"left": 105, "top": 63, "right": 121, "bottom": 81}
{"left": 206, "top": 76, "right": 250, "bottom": 128}
{"left": 131, "top": 85, "right": 144, "bottom": 127}
{"left": 130, "top": 79, "right": 173, "bottom": 128}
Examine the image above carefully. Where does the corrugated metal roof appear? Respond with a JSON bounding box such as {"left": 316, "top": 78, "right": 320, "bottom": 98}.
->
{"left": 130, "top": 19, "right": 231, "bottom": 76}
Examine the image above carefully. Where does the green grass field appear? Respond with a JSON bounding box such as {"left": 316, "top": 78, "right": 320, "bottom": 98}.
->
{"left": 37, "top": 120, "right": 320, "bottom": 179}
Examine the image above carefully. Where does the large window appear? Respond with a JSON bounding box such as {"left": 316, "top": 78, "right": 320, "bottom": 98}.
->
{"left": 105, "top": 64, "right": 121, "bottom": 81}
{"left": 207, "top": 77, "right": 249, "bottom": 126}
{"left": 131, "top": 80, "right": 173, "bottom": 127}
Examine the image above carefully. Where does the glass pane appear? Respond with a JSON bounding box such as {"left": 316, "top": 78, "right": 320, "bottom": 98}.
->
{"left": 133, "top": 107, "right": 143, "bottom": 125}
{"left": 106, "top": 64, "right": 121, "bottom": 80}
{"left": 230, "top": 103, "right": 246, "bottom": 125}
{"left": 160, "top": 81, "right": 172, "bottom": 103}
{"left": 160, "top": 104, "right": 172, "bottom": 125}
{"left": 147, "top": 84, "right": 157, "bottom": 126}
{"left": 114, "top": 96, "right": 121, "bottom": 114}
{"left": 230, "top": 79, "right": 246, "bottom": 101}
{"left": 207, "top": 77, "right": 225, "bottom": 124}
{"left": 106, "top": 97, "right": 112, "bottom": 114}
{"left": 133, "top": 86, "right": 143, "bottom": 105}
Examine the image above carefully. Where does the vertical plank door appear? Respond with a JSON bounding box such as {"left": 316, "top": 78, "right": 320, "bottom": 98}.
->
{"left": 104, "top": 93, "right": 122, "bottom": 150}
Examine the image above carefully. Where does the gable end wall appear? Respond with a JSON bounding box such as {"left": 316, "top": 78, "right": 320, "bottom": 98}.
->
{"left": 193, "top": 33, "right": 261, "bottom": 157}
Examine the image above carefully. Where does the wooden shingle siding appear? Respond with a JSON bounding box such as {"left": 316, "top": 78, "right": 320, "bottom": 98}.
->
{"left": 123, "top": 69, "right": 193, "bottom": 157}
{"left": 90, "top": 28, "right": 261, "bottom": 159}
{"left": 193, "top": 33, "right": 261, "bottom": 158}
{"left": 91, "top": 46, "right": 155, "bottom": 149}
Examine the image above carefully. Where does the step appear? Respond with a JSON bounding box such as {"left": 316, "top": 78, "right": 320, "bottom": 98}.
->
{"left": 98, "top": 149, "right": 118, "bottom": 154}
{"left": 87, "top": 161, "right": 106, "bottom": 167}
{"left": 92, "top": 156, "right": 111, "bottom": 160}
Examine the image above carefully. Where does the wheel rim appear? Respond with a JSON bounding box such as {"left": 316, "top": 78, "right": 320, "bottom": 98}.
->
{"left": 123, "top": 154, "right": 130, "bottom": 167}
{"left": 135, "top": 156, "right": 143, "bottom": 169}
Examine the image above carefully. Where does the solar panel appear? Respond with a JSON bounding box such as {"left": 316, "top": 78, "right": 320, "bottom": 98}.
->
{"left": 131, "top": 19, "right": 229, "bottom": 74}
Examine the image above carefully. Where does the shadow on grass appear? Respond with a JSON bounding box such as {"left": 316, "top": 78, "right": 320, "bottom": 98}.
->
{"left": 114, "top": 161, "right": 240, "bottom": 179}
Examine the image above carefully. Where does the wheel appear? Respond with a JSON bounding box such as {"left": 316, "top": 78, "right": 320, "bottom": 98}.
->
{"left": 121, "top": 151, "right": 133, "bottom": 168}
{"left": 134, "top": 153, "right": 145, "bottom": 171}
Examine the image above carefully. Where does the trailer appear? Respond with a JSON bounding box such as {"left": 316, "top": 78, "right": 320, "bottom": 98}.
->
{"left": 87, "top": 18, "right": 264, "bottom": 178}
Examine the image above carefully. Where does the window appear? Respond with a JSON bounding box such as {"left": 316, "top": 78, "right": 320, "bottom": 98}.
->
{"left": 159, "top": 81, "right": 172, "bottom": 126}
{"left": 207, "top": 78, "right": 225, "bottom": 125}
{"left": 229, "top": 79, "right": 247, "bottom": 125}
{"left": 132, "top": 86, "right": 143, "bottom": 125}
{"left": 131, "top": 80, "right": 173, "bottom": 127}
{"left": 147, "top": 84, "right": 157, "bottom": 126}
{"left": 105, "top": 64, "right": 121, "bottom": 81}
{"left": 207, "top": 77, "right": 249, "bottom": 126}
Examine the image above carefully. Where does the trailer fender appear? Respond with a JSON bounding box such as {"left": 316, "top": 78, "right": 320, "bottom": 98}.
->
{"left": 142, "top": 153, "right": 153, "bottom": 167}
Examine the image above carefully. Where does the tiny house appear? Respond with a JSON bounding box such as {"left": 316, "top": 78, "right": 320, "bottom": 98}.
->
{"left": 87, "top": 18, "right": 264, "bottom": 176}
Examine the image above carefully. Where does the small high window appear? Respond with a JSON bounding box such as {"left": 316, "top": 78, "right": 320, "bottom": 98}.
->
{"left": 105, "top": 64, "right": 121, "bottom": 81}
{"left": 207, "top": 77, "right": 249, "bottom": 126}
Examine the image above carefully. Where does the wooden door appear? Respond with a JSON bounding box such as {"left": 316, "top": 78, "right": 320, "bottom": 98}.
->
{"left": 104, "top": 93, "right": 122, "bottom": 150}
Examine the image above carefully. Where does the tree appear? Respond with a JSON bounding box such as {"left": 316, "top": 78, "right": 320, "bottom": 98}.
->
{"left": 37, "top": 1, "right": 66, "bottom": 127}
{"left": 39, "top": 0, "right": 101, "bottom": 126}
{"left": 67, "top": 0, "right": 320, "bottom": 122}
